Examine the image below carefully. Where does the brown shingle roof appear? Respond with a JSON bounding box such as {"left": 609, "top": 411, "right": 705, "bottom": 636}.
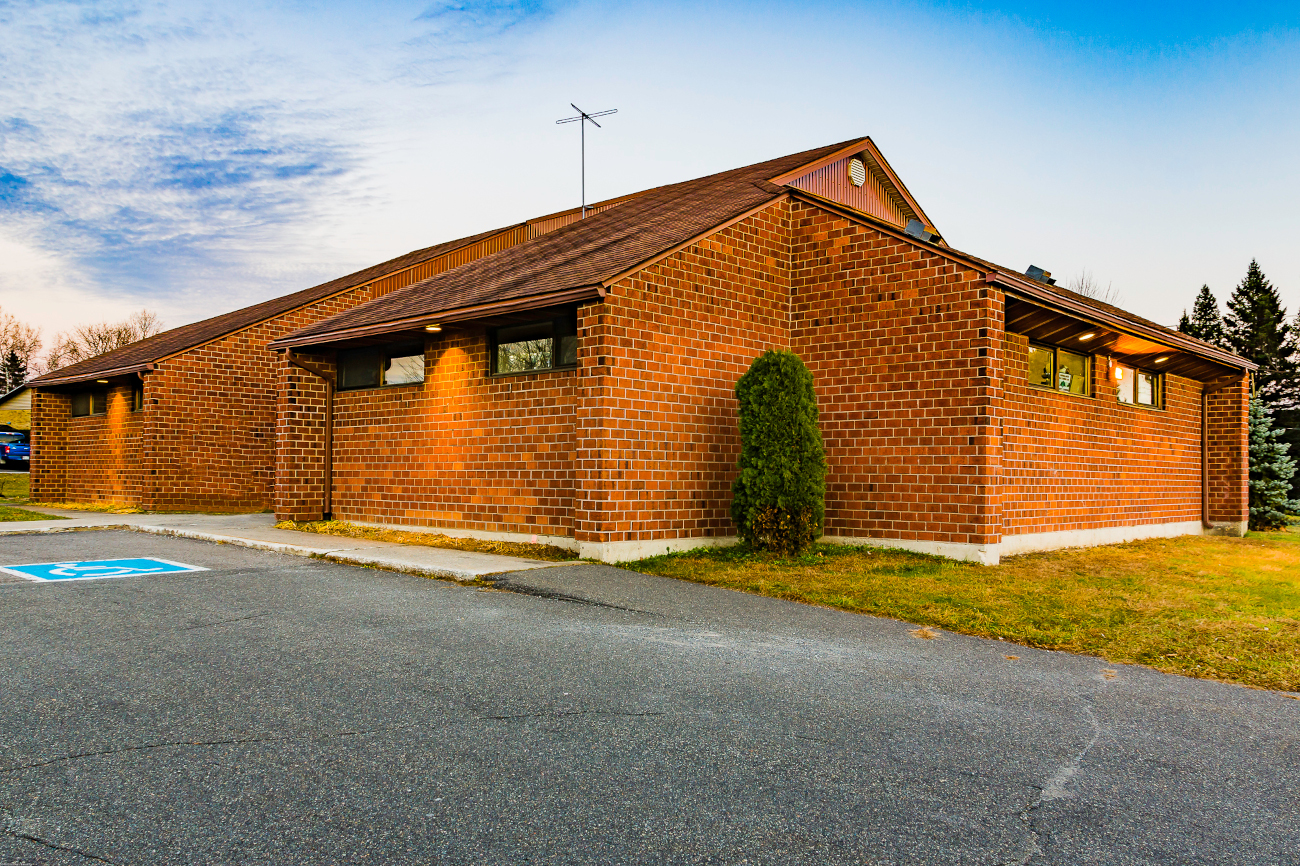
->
{"left": 270, "top": 139, "right": 867, "bottom": 348}
{"left": 30, "top": 223, "right": 519, "bottom": 387}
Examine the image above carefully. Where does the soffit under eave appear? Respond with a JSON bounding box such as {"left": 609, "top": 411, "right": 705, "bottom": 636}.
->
{"left": 1004, "top": 297, "right": 1241, "bottom": 383}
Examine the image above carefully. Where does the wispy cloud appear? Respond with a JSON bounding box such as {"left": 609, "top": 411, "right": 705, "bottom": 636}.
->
{"left": 0, "top": 2, "right": 361, "bottom": 312}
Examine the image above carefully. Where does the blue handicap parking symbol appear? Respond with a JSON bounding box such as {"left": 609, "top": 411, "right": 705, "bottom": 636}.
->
{"left": 0, "top": 557, "right": 208, "bottom": 582}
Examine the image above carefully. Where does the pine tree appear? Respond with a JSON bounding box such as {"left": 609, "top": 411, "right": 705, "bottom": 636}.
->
{"left": 1248, "top": 398, "right": 1300, "bottom": 530}
{"left": 1224, "top": 260, "right": 1297, "bottom": 405}
{"left": 1, "top": 350, "right": 25, "bottom": 393}
{"left": 1177, "top": 285, "right": 1226, "bottom": 348}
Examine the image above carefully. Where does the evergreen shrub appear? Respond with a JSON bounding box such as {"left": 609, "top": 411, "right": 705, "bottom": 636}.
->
{"left": 1248, "top": 397, "right": 1300, "bottom": 530}
{"left": 730, "top": 349, "right": 826, "bottom": 554}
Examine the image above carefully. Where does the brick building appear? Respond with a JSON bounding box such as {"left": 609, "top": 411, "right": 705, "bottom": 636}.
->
{"left": 268, "top": 138, "right": 1254, "bottom": 564}
{"left": 27, "top": 197, "right": 642, "bottom": 510}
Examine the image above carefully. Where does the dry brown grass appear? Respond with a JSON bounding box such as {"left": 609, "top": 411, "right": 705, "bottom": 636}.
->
{"left": 275, "top": 519, "right": 579, "bottom": 562}
{"left": 624, "top": 530, "right": 1300, "bottom": 693}
{"left": 29, "top": 501, "right": 143, "bottom": 514}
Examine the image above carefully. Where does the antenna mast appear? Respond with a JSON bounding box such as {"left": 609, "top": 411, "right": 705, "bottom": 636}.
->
{"left": 556, "top": 103, "right": 617, "bottom": 218}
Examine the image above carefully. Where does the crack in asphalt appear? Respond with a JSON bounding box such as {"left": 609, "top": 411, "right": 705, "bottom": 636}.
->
{"left": 486, "top": 578, "right": 664, "bottom": 617}
{"left": 1, "top": 709, "right": 671, "bottom": 774}
{"left": 2, "top": 820, "right": 117, "bottom": 865}
{"left": 1001, "top": 703, "right": 1102, "bottom": 866}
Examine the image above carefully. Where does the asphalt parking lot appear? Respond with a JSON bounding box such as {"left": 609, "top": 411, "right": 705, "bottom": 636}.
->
{"left": 1, "top": 530, "right": 1297, "bottom": 865}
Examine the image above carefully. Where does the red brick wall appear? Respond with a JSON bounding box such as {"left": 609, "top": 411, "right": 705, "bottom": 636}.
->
{"left": 30, "top": 390, "right": 69, "bottom": 502}
{"left": 31, "top": 386, "right": 143, "bottom": 504}
{"left": 36, "top": 284, "right": 378, "bottom": 511}
{"left": 275, "top": 352, "right": 335, "bottom": 521}
{"left": 999, "top": 333, "right": 1205, "bottom": 536}
{"left": 1207, "top": 377, "right": 1250, "bottom": 525}
{"left": 321, "top": 330, "right": 579, "bottom": 535}
{"left": 138, "top": 285, "right": 378, "bottom": 512}
{"left": 572, "top": 201, "right": 793, "bottom": 548}
{"left": 789, "top": 203, "right": 998, "bottom": 547}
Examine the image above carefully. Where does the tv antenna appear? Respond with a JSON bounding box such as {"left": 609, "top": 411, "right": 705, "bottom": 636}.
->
{"left": 556, "top": 103, "right": 617, "bottom": 218}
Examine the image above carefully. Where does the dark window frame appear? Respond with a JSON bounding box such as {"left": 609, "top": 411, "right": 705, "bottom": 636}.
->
{"left": 70, "top": 390, "right": 108, "bottom": 417}
{"left": 1027, "top": 341, "right": 1092, "bottom": 398}
{"left": 336, "top": 342, "right": 426, "bottom": 392}
{"left": 131, "top": 386, "right": 144, "bottom": 412}
{"left": 1116, "top": 364, "right": 1165, "bottom": 410}
{"left": 489, "top": 310, "right": 578, "bottom": 377}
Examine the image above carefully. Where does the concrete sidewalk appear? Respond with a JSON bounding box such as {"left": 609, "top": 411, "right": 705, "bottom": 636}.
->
{"left": 0, "top": 508, "right": 566, "bottom": 580}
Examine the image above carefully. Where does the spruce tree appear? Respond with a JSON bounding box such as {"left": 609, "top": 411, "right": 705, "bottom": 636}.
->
{"left": 1223, "top": 260, "right": 1297, "bottom": 405}
{"left": 1, "top": 350, "right": 25, "bottom": 393}
{"left": 731, "top": 349, "right": 826, "bottom": 554}
{"left": 1248, "top": 398, "right": 1300, "bottom": 530}
{"left": 1177, "top": 284, "right": 1226, "bottom": 348}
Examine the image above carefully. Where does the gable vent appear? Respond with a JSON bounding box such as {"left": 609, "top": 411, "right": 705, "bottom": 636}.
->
{"left": 847, "top": 158, "right": 867, "bottom": 187}
{"left": 1025, "top": 265, "right": 1056, "bottom": 285}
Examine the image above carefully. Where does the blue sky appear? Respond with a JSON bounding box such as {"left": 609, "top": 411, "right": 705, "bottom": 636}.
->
{"left": 1, "top": 0, "right": 1298, "bottom": 342}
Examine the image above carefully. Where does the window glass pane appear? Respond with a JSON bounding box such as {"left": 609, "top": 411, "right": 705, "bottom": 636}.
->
{"left": 338, "top": 348, "right": 381, "bottom": 389}
{"left": 384, "top": 353, "right": 424, "bottom": 385}
{"left": 1056, "top": 350, "right": 1088, "bottom": 395}
{"left": 555, "top": 312, "right": 578, "bottom": 367}
{"left": 1116, "top": 366, "right": 1135, "bottom": 403}
{"left": 1027, "top": 344, "right": 1054, "bottom": 389}
{"left": 132, "top": 387, "right": 144, "bottom": 411}
{"left": 496, "top": 321, "right": 554, "bottom": 374}
{"left": 71, "top": 393, "right": 90, "bottom": 416}
{"left": 92, "top": 391, "right": 107, "bottom": 414}
{"left": 1137, "top": 372, "right": 1157, "bottom": 406}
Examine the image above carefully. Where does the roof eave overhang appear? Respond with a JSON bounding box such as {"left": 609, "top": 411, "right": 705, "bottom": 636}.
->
{"left": 30, "top": 363, "right": 158, "bottom": 389}
{"left": 988, "top": 271, "right": 1256, "bottom": 375}
{"left": 268, "top": 285, "right": 607, "bottom": 351}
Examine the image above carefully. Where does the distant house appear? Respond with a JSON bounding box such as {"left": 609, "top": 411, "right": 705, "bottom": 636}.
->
{"left": 0, "top": 385, "right": 31, "bottom": 430}
{"left": 31, "top": 137, "right": 1253, "bottom": 563}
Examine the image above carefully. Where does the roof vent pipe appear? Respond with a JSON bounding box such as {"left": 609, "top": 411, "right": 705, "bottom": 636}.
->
{"left": 1025, "top": 265, "right": 1056, "bottom": 285}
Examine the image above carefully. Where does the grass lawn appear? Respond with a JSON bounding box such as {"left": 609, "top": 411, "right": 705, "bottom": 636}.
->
{"left": 624, "top": 530, "right": 1300, "bottom": 694}
{"left": 0, "top": 504, "right": 63, "bottom": 522}
{"left": 0, "top": 472, "right": 29, "bottom": 501}
{"left": 276, "top": 520, "right": 579, "bottom": 562}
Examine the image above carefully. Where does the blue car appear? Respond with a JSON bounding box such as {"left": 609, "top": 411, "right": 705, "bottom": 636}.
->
{"left": 0, "top": 432, "right": 30, "bottom": 469}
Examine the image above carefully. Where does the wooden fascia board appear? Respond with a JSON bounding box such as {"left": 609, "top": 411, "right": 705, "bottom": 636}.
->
{"left": 32, "top": 362, "right": 157, "bottom": 389}
{"left": 989, "top": 271, "right": 1257, "bottom": 373}
{"left": 857, "top": 139, "right": 937, "bottom": 233}
{"left": 268, "top": 285, "right": 606, "bottom": 350}
{"left": 768, "top": 139, "right": 874, "bottom": 186}
{"left": 599, "top": 194, "right": 790, "bottom": 289}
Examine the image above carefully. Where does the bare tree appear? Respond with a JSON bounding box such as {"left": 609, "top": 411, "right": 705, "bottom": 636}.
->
{"left": 0, "top": 309, "right": 42, "bottom": 392}
{"left": 42, "top": 310, "right": 164, "bottom": 373}
{"left": 1068, "top": 269, "right": 1124, "bottom": 306}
